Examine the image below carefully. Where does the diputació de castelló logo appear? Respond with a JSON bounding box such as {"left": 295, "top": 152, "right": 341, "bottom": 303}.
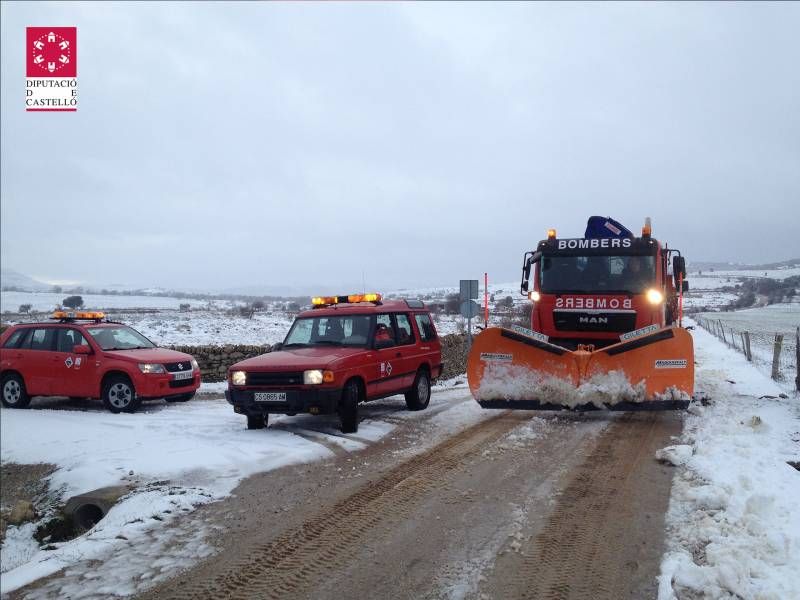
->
{"left": 26, "top": 27, "right": 78, "bottom": 112}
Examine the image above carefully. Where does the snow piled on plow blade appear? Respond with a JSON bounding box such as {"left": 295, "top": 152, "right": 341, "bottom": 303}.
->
{"left": 475, "top": 363, "right": 646, "bottom": 408}
{"left": 466, "top": 325, "right": 694, "bottom": 409}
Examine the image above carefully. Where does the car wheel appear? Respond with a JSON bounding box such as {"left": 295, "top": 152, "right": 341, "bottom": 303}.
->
{"left": 339, "top": 380, "right": 360, "bottom": 434}
{"left": 166, "top": 392, "right": 195, "bottom": 403}
{"left": 247, "top": 413, "right": 267, "bottom": 430}
{"left": 405, "top": 369, "right": 431, "bottom": 411}
{"left": 102, "top": 376, "right": 141, "bottom": 414}
{"left": 1, "top": 373, "right": 31, "bottom": 409}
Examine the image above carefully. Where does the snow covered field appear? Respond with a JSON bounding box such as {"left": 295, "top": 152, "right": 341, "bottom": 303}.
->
{"left": 657, "top": 324, "right": 800, "bottom": 600}
{"left": 0, "top": 291, "right": 216, "bottom": 313}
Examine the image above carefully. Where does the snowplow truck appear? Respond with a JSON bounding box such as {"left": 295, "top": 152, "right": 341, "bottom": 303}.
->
{"left": 467, "top": 217, "right": 694, "bottom": 411}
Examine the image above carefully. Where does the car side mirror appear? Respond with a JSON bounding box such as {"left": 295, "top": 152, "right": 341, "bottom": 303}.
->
{"left": 73, "top": 344, "right": 91, "bottom": 355}
{"left": 271, "top": 342, "right": 283, "bottom": 352}
{"left": 374, "top": 339, "right": 394, "bottom": 350}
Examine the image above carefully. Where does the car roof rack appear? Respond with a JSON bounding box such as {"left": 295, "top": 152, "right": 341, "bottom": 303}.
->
{"left": 403, "top": 299, "right": 425, "bottom": 308}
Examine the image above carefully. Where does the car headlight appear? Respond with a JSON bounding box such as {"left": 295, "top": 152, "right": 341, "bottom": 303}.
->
{"left": 231, "top": 370, "right": 247, "bottom": 386}
{"left": 138, "top": 363, "right": 166, "bottom": 374}
{"left": 646, "top": 289, "right": 664, "bottom": 305}
{"left": 304, "top": 369, "right": 323, "bottom": 385}
{"left": 303, "top": 370, "right": 334, "bottom": 385}
{"left": 190, "top": 358, "right": 199, "bottom": 371}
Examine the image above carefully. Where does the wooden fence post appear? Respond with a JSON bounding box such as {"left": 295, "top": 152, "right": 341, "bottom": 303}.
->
{"left": 719, "top": 320, "right": 727, "bottom": 344}
{"left": 795, "top": 327, "right": 799, "bottom": 392}
{"left": 771, "top": 334, "right": 784, "bottom": 380}
{"left": 732, "top": 330, "right": 738, "bottom": 350}
{"left": 744, "top": 331, "right": 752, "bottom": 362}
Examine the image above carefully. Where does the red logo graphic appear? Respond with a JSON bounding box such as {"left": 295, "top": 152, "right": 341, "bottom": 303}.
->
{"left": 26, "top": 27, "right": 77, "bottom": 77}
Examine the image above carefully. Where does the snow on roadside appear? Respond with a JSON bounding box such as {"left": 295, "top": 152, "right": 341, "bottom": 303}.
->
{"left": 0, "top": 399, "right": 392, "bottom": 594}
{"left": 657, "top": 323, "right": 800, "bottom": 600}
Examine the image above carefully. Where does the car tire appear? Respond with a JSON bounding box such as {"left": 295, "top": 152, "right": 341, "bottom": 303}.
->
{"left": 339, "top": 380, "right": 360, "bottom": 434}
{"left": 166, "top": 392, "right": 195, "bottom": 403}
{"left": 247, "top": 413, "right": 267, "bottom": 430}
{"left": 1, "top": 373, "right": 31, "bottom": 409}
{"left": 102, "top": 375, "right": 141, "bottom": 414}
{"left": 405, "top": 369, "right": 431, "bottom": 411}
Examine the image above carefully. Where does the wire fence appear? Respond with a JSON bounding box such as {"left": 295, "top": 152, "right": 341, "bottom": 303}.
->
{"left": 694, "top": 315, "right": 800, "bottom": 391}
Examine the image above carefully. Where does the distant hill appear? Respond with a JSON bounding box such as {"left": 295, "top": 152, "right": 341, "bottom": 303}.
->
{"left": 0, "top": 268, "right": 51, "bottom": 291}
{"left": 689, "top": 258, "right": 800, "bottom": 272}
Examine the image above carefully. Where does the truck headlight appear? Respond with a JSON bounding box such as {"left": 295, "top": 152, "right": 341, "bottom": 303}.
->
{"left": 231, "top": 371, "right": 247, "bottom": 386}
{"left": 528, "top": 291, "right": 541, "bottom": 302}
{"left": 190, "top": 358, "right": 199, "bottom": 371}
{"left": 646, "top": 289, "right": 664, "bottom": 305}
{"left": 303, "top": 370, "right": 334, "bottom": 385}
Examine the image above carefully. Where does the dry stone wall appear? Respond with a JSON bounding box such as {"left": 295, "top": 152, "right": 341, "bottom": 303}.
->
{"left": 171, "top": 334, "right": 469, "bottom": 383}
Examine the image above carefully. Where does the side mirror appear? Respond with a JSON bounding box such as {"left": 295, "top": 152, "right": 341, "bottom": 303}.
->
{"left": 73, "top": 344, "right": 91, "bottom": 355}
{"left": 679, "top": 280, "right": 690, "bottom": 292}
{"left": 521, "top": 250, "right": 543, "bottom": 294}
{"left": 672, "top": 256, "right": 687, "bottom": 289}
{"left": 374, "top": 339, "right": 394, "bottom": 350}
{"left": 271, "top": 342, "right": 283, "bottom": 352}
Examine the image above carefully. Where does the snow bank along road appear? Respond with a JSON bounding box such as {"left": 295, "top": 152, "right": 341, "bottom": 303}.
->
{"left": 3, "top": 325, "right": 798, "bottom": 599}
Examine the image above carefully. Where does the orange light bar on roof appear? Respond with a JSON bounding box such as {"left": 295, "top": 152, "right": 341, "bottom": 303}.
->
{"left": 312, "top": 293, "right": 383, "bottom": 308}
{"left": 52, "top": 311, "right": 105, "bottom": 320}
{"left": 547, "top": 228, "right": 556, "bottom": 239}
{"left": 347, "top": 293, "right": 382, "bottom": 303}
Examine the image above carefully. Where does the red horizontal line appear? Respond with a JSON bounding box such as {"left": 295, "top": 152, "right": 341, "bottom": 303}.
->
{"left": 26, "top": 108, "right": 77, "bottom": 112}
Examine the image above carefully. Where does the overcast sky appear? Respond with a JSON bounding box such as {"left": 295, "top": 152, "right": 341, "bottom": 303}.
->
{"left": 2, "top": 2, "right": 799, "bottom": 293}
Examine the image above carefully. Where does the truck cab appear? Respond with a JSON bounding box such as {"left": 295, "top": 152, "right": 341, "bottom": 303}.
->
{"left": 521, "top": 218, "right": 687, "bottom": 349}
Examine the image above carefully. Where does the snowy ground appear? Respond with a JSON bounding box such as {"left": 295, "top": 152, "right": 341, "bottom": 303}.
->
{"left": 0, "top": 379, "right": 476, "bottom": 595}
{"left": 657, "top": 323, "right": 800, "bottom": 600}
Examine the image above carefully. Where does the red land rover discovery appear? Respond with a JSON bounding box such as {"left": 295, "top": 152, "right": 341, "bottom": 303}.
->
{"left": 226, "top": 294, "right": 443, "bottom": 433}
{"left": 0, "top": 311, "right": 201, "bottom": 413}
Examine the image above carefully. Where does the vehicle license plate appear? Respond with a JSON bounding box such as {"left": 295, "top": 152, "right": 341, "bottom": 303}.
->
{"left": 173, "top": 371, "right": 193, "bottom": 381}
{"left": 255, "top": 392, "right": 286, "bottom": 402}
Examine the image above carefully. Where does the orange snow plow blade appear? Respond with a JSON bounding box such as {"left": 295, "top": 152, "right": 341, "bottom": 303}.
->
{"left": 467, "top": 326, "right": 694, "bottom": 411}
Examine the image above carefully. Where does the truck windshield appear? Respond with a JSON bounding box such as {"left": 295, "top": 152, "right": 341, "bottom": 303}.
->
{"left": 86, "top": 326, "right": 156, "bottom": 350}
{"left": 284, "top": 315, "right": 372, "bottom": 348}
{"left": 539, "top": 255, "right": 656, "bottom": 294}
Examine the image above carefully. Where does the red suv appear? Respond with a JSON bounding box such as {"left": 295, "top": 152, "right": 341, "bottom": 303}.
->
{"left": 0, "top": 312, "right": 201, "bottom": 413}
{"left": 226, "top": 294, "right": 443, "bottom": 433}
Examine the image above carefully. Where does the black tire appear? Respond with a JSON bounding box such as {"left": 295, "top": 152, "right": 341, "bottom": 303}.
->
{"left": 1, "top": 373, "right": 31, "bottom": 409}
{"left": 247, "top": 413, "right": 267, "bottom": 430}
{"left": 405, "top": 369, "right": 431, "bottom": 411}
{"left": 166, "top": 392, "right": 195, "bottom": 403}
{"left": 102, "top": 375, "right": 141, "bottom": 414}
{"left": 339, "top": 380, "right": 360, "bottom": 434}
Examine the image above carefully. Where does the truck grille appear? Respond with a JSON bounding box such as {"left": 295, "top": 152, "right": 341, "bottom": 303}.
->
{"left": 165, "top": 361, "right": 192, "bottom": 373}
{"left": 246, "top": 372, "right": 304, "bottom": 386}
{"left": 553, "top": 311, "right": 637, "bottom": 333}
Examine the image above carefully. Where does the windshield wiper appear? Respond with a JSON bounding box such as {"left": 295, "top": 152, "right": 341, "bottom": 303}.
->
{"left": 312, "top": 340, "right": 344, "bottom": 346}
{"left": 282, "top": 343, "right": 308, "bottom": 348}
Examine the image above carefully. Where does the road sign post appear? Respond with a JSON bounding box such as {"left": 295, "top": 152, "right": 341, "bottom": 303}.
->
{"left": 459, "top": 280, "right": 480, "bottom": 348}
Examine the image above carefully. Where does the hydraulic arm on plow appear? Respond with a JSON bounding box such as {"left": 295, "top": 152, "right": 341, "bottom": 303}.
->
{"left": 467, "top": 217, "right": 694, "bottom": 411}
